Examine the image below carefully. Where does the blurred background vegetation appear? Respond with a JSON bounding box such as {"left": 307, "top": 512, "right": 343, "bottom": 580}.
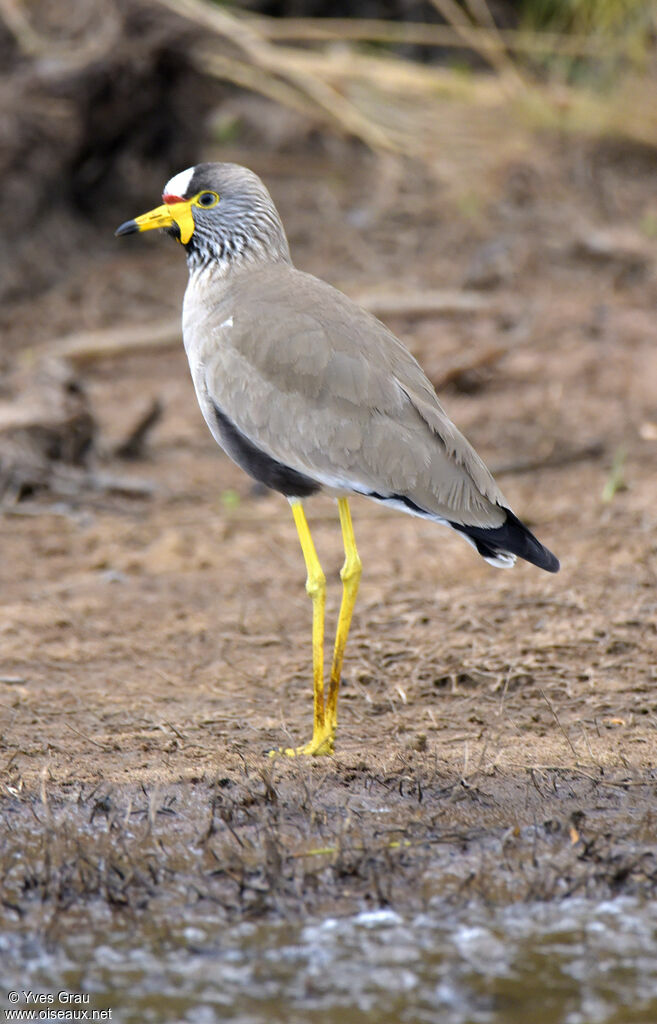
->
{"left": 0, "top": 0, "right": 655, "bottom": 303}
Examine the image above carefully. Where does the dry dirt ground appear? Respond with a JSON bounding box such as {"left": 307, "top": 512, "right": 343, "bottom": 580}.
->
{"left": 1, "top": 133, "right": 657, "bottom": 923}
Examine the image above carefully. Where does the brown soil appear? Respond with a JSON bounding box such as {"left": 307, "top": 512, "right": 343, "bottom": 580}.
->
{"left": 1, "top": 133, "right": 657, "bottom": 921}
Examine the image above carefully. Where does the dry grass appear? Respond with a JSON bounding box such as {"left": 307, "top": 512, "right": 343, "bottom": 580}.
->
{"left": 2, "top": 0, "right": 655, "bottom": 220}
{"left": 2, "top": 0, "right": 655, "bottom": 161}
{"left": 150, "top": 0, "right": 657, "bottom": 158}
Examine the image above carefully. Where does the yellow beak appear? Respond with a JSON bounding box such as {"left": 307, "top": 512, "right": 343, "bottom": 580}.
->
{"left": 115, "top": 200, "right": 195, "bottom": 245}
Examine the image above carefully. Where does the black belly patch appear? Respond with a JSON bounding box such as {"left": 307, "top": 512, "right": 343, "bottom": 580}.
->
{"left": 212, "top": 402, "right": 320, "bottom": 498}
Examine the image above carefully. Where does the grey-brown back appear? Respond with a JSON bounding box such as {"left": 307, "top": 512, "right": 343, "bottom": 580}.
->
{"left": 184, "top": 264, "right": 507, "bottom": 528}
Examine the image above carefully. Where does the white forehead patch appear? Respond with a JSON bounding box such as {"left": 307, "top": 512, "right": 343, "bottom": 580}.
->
{"left": 163, "top": 166, "right": 195, "bottom": 199}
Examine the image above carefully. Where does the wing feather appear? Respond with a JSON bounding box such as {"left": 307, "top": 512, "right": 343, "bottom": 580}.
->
{"left": 188, "top": 265, "right": 506, "bottom": 527}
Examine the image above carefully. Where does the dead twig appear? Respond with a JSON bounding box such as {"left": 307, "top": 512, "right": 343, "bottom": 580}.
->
{"left": 433, "top": 343, "right": 513, "bottom": 390}
{"left": 50, "top": 321, "right": 182, "bottom": 367}
{"left": 37, "top": 466, "right": 156, "bottom": 499}
{"left": 540, "top": 690, "right": 580, "bottom": 761}
{"left": 247, "top": 15, "right": 618, "bottom": 59}
{"left": 44, "top": 290, "right": 495, "bottom": 367}
{"left": 65, "top": 723, "right": 114, "bottom": 752}
{"left": 160, "top": 0, "right": 397, "bottom": 150}
{"left": 152, "top": 0, "right": 657, "bottom": 158}
{"left": 491, "top": 442, "right": 605, "bottom": 478}
{"left": 114, "top": 399, "right": 163, "bottom": 460}
{"left": 0, "top": 0, "right": 121, "bottom": 66}
{"left": 352, "top": 288, "right": 495, "bottom": 319}
{"left": 430, "top": 0, "right": 525, "bottom": 91}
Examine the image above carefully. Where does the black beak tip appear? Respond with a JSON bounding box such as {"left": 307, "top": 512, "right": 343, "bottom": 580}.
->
{"left": 115, "top": 219, "right": 138, "bottom": 237}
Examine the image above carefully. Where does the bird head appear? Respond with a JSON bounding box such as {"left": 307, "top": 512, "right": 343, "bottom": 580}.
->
{"left": 115, "top": 162, "right": 291, "bottom": 269}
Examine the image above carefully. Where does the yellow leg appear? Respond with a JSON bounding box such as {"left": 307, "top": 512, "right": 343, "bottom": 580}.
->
{"left": 279, "top": 500, "right": 333, "bottom": 756}
{"left": 326, "top": 498, "right": 362, "bottom": 733}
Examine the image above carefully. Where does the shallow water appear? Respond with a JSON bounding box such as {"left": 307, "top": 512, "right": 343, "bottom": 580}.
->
{"left": 2, "top": 897, "right": 657, "bottom": 1023}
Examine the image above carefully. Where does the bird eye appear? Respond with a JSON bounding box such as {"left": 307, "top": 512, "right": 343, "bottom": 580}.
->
{"left": 196, "top": 191, "right": 219, "bottom": 208}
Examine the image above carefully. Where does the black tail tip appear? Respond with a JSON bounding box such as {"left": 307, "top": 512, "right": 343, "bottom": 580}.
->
{"left": 452, "top": 508, "right": 560, "bottom": 573}
{"left": 537, "top": 547, "right": 560, "bottom": 573}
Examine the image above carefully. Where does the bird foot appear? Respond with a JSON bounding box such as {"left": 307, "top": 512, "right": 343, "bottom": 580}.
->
{"left": 269, "top": 728, "right": 335, "bottom": 758}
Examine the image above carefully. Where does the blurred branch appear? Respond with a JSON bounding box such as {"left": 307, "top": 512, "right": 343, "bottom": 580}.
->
{"left": 0, "top": 0, "right": 42, "bottom": 54}
{"left": 49, "top": 321, "right": 182, "bottom": 367}
{"left": 201, "top": 52, "right": 396, "bottom": 150}
{"left": 429, "top": 0, "right": 525, "bottom": 89}
{"left": 43, "top": 290, "right": 498, "bottom": 365}
{"left": 350, "top": 288, "right": 495, "bottom": 318}
{"left": 114, "top": 399, "right": 163, "bottom": 460}
{"left": 153, "top": 0, "right": 657, "bottom": 155}
{"left": 9, "top": 0, "right": 654, "bottom": 185}
{"left": 0, "top": 0, "right": 121, "bottom": 70}
{"left": 246, "top": 16, "right": 619, "bottom": 59}
{"left": 158, "top": 0, "right": 398, "bottom": 150}
{"left": 492, "top": 442, "right": 605, "bottom": 478}
{"left": 197, "top": 53, "right": 326, "bottom": 121}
